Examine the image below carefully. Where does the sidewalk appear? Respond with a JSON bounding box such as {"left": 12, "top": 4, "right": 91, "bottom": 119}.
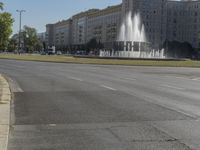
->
{"left": 0, "top": 74, "right": 11, "bottom": 150}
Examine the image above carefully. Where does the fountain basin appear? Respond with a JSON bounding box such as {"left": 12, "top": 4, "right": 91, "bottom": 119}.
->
{"left": 101, "top": 41, "right": 165, "bottom": 59}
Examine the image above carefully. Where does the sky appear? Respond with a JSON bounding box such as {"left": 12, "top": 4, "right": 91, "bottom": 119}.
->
{"left": 1, "top": 0, "right": 121, "bottom": 34}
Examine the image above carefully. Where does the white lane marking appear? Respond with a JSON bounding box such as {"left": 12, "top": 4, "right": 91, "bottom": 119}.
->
{"left": 191, "top": 77, "right": 200, "bottom": 81}
{"left": 5, "top": 125, "right": 9, "bottom": 150}
{"left": 49, "top": 124, "right": 57, "bottom": 127}
{"left": 161, "top": 84, "right": 185, "bottom": 90}
{"left": 101, "top": 85, "right": 117, "bottom": 91}
{"left": 175, "top": 76, "right": 186, "bottom": 80}
{"left": 173, "top": 76, "right": 200, "bottom": 82}
{"left": 7, "top": 78, "right": 24, "bottom": 92}
{"left": 14, "top": 86, "right": 24, "bottom": 93}
{"left": 68, "top": 77, "right": 83, "bottom": 81}
{"left": 124, "top": 77, "right": 136, "bottom": 81}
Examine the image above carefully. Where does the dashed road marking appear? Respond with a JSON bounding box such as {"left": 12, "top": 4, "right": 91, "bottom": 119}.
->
{"left": 161, "top": 84, "right": 185, "bottom": 90}
{"left": 68, "top": 77, "right": 83, "bottom": 82}
{"left": 48, "top": 124, "right": 57, "bottom": 127}
{"left": 191, "top": 77, "right": 200, "bottom": 81}
{"left": 170, "top": 76, "right": 200, "bottom": 82}
{"left": 100, "top": 85, "right": 117, "bottom": 91}
{"left": 124, "top": 77, "right": 136, "bottom": 81}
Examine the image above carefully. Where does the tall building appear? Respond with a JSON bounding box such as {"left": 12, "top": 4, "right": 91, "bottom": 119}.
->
{"left": 38, "top": 32, "right": 46, "bottom": 43}
{"left": 45, "top": 24, "right": 54, "bottom": 47}
{"left": 122, "top": 0, "right": 200, "bottom": 49}
{"left": 166, "top": 0, "right": 200, "bottom": 48}
{"left": 45, "top": 19, "right": 73, "bottom": 49}
{"left": 72, "top": 9, "right": 99, "bottom": 45}
{"left": 87, "top": 4, "right": 122, "bottom": 44}
{"left": 45, "top": 0, "right": 200, "bottom": 50}
{"left": 53, "top": 19, "right": 72, "bottom": 48}
{"left": 122, "top": 0, "right": 167, "bottom": 49}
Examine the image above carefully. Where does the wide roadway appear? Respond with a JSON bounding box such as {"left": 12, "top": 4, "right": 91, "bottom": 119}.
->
{"left": 0, "top": 59, "right": 200, "bottom": 150}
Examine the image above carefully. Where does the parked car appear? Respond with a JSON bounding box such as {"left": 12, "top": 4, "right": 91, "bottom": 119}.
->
{"left": 47, "top": 51, "right": 55, "bottom": 55}
{"left": 56, "top": 51, "right": 62, "bottom": 55}
{"left": 76, "top": 50, "right": 86, "bottom": 55}
{"left": 40, "top": 51, "right": 46, "bottom": 55}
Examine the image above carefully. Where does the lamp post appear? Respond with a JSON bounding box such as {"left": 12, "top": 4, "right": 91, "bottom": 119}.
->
{"left": 16, "top": 10, "right": 25, "bottom": 54}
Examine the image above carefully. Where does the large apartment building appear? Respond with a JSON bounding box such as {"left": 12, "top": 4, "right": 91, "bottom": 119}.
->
{"left": 45, "top": 19, "right": 72, "bottom": 48}
{"left": 72, "top": 9, "right": 99, "bottom": 45}
{"left": 45, "top": 0, "right": 200, "bottom": 50}
{"left": 45, "top": 6, "right": 122, "bottom": 49}
{"left": 122, "top": 0, "right": 168, "bottom": 49}
{"left": 87, "top": 5, "right": 122, "bottom": 44}
{"left": 166, "top": 0, "right": 200, "bottom": 48}
{"left": 45, "top": 24, "right": 54, "bottom": 47}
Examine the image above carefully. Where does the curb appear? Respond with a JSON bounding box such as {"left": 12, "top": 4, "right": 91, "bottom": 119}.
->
{"left": 0, "top": 74, "right": 11, "bottom": 150}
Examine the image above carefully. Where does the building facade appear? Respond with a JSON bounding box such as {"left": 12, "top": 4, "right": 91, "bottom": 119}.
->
{"left": 54, "top": 19, "right": 72, "bottom": 48}
{"left": 122, "top": 0, "right": 200, "bottom": 49}
{"left": 72, "top": 9, "right": 99, "bottom": 45}
{"left": 45, "top": 24, "right": 54, "bottom": 47}
{"left": 166, "top": 0, "right": 200, "bottom": 48}
{"left": 87, "top": 5, "right": 122, "bottom": 44}
{"left": 45, "top": 0, "right": 200, "bottom": 50}
{"left": 45, "top": 20, "right": 72, "bottom": 49}
{"left": 122, "top": 0, "right": 167, "bottom": 49}
{"left": 38, "top": 32, "right": 46, "bottom": 43}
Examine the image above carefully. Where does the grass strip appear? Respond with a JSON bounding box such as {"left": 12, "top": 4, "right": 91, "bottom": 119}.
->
{"left": 0, "top": 54, "right": 200, "bottom": 68}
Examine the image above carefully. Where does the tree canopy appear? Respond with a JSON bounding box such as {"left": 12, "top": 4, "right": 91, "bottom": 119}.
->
{"left": 163, "top": 40, "right": 194, "bottom": 58}
{"left": 8, "top": 26, "right": 43, "bottom": 52}
{"left": 0, "top": 2, "right": 3, "bottom": 11}
{"left": 86, "top": 38, "right": 104, "bottom": 50}
{"left": 7, "top": 33, "right": 18, "bottom": 51}
{"left": 0, "top": 2, "right": 14, "bottom": 50}
{"left": 21, "top": 25, "right": 42, "bottom": 52}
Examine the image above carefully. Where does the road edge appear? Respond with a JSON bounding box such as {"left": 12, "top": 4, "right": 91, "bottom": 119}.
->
{"left": 0, "top": 74, "right": 11, "bottom": 150}
{"left": 0, "top": 57, "right": 199, "bottom": 68}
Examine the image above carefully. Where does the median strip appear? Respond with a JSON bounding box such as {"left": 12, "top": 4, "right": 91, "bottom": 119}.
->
{"left": 0, "top": 54, "right": 200, "bottom": 68}
{"left": 0, "top": 74, "right": 11, "bottom": 150}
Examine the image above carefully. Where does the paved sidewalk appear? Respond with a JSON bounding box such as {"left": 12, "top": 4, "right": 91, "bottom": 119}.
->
{"left": 0, "top": 74, "right": 11, "bottom": 150}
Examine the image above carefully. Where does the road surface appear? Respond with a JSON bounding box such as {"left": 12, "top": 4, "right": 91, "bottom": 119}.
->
{"left": 0, "top": 59, "right": 200, "bottom": 150}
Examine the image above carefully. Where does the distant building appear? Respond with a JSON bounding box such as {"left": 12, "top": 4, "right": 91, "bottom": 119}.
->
{"left": 122, "top": 0, "right": 167, "bottom": 49}
{"left": 166, "top": 0, "right": 200, "bottom": 48}
{"left": 38, "top": 32, "right": 46, "bottom": 42}
{"left": 87, "top": 5, "right": 122, "bottom": 44}
{"left": 45, "top": 24, "right": 54, "bottom": 47}
{"left": 72, "top": 9, "right": 99, "bottom": 45}
{"left": 122, "top": 0, "right": 200, "bottom": 49}
{"left": 45, "top": 0, "right": 200, "bottom": 50}
{"left": 53, "top": 19, "right": 72, "bottom": 48}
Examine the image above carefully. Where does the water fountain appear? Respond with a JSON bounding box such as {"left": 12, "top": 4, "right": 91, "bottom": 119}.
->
{"left": 100, "top": 12, "right": 165, "bottom": 59}
{"left": 118, "top": 12, "right": 146, "bottom": 42}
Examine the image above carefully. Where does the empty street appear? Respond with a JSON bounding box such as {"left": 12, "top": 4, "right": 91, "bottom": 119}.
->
{"left": 1, "top": 59, "right": 200, "bottom": 150}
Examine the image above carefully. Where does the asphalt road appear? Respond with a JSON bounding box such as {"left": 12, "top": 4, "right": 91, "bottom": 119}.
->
{"left": 0, "top": 59, "right": 200, "bottom": 150}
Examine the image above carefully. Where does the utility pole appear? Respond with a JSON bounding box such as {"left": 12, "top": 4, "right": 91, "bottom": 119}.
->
{"left": 16, "top": 10, "right": 25, "bottom": 54}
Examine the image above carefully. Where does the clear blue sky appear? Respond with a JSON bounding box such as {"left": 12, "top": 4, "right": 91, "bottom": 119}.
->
{"left": 1, "top": 0, "right": 121, "bottom": 34}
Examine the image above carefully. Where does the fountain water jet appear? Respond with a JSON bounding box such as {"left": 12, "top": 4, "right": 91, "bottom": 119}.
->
{"left": 100, "top": 12, "right": 165, "bottom": 59}
{"left": 118, "top": 12, "right": 146, "bottom": 42}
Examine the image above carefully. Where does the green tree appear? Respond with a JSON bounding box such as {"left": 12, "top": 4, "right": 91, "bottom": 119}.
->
{"left": 22, "top": 25, "right": 41, "bottom": 52}
{"left": 86, "top": 38, "right": 98, "bottom": 50}
{"left": 0, "top": 2, "right": 3, "bottom": 11}
{"left": 0, "top": 2, "right": 14, "bottom": 50}
{"left": 7, "top": 34, "right": 18, "bottom": 51}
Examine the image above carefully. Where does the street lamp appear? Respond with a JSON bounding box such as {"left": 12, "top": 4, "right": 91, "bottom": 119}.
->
{"left": 16, "top": 10, "right": 26, "bottom": 54}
